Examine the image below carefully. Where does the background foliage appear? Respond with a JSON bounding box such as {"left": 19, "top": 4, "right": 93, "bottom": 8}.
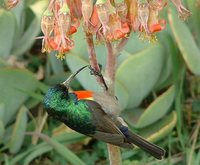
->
{"left": 0, "top": 0, "right": 200, "bottom": 164}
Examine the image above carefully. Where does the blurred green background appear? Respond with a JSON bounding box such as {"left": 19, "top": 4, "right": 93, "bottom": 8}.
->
{"left": 0, "top": 0, "right": 200, "bottom": 164}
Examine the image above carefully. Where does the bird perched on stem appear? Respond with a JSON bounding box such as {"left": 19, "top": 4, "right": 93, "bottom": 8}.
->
{"left": 43, "top": 65, "right": 165, "bottom": 160}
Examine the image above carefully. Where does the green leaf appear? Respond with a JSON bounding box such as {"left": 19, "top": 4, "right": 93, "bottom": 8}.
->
{"left": 155, "top": 32, "right": 175, "bottom": 89}
{"left": 0, "top": 120, "right": 5, "bottom": 142}
{"left": 0, "top": 9, "right": 16, "bottom": 58}
{"left": 66, "top": 54, "right": 102, "bottom": 91}
{"left": 68, "top": 26, "right": 107, "bottom": 67}
{"left": 0, "top": 68, "right": 39, "bottom": 124}
{"left": 115, "top": 80, "right": 129, "bottom": 109}
{"left": 10, "top": 132, "right": 85, "bottom": 164}
{"left": 136, "top": 86, "right": 175, "bottom": 128}
{"left": 0, "top": 102, "right": 5, "bottom": 121}
{"left": 9, "top": 106, "right": 28, "bottom": 154}
{"left": 124, "top": 33, "right": 149, "bottom": 54}
{"left": 187, "top": 0, "right": 200, "bottom": 46}
{"left": 28, "top": 0, "right": 47, "bottom": 20}
{"left": 30, "top": 133, "right": 87, "bottom": 165}
{"left": 139, "top": 111, "right": 177, "bottom": 142}
{"left": 12, "top": 0, "right": 47, "bottom": 56}
{"left": 168, "top": 9, "right": 200, "bottom": 75}
{"left": 23, "top": 146, "right": 51, "bottom": 165}
{"left": 45, "top": 72, "right": 70, "bottom": 86}
{"left": 48, "top": 52, "right": 65, "bottom": 74}
{"left": 116, "top": 44, "right": 165, "bottom": 108}
{"left": 0, "top": 58, "right": 7, "bottom": 68}
{"left": 10, "top": 147, "right": 34, "bottom": 165}
{"left": 11, "top": 0, "right": 25, "bottom": 30}
{"left": 12, "top": 17, "right": 40, "bottom": 56}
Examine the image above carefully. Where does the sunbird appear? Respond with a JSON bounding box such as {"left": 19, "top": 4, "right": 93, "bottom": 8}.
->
{"left": 43, "top": 66, "right": 165, "bottom": 160}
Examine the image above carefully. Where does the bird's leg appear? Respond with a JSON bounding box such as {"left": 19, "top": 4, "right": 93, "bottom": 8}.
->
{"left": 88, "top": 65, "right": 108, "bottom": 90}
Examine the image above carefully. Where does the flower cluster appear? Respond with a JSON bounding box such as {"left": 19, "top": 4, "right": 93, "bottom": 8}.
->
{"left": 4, "top": 0, "right": 191, "bottom": 59}
{"left": 41, "top": 0, "right": 80, "bottom": 59}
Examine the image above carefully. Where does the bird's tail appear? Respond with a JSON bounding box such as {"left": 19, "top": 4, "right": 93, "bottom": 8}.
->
{"left": 127, "top": 131, "right": 165, "bottom": 160}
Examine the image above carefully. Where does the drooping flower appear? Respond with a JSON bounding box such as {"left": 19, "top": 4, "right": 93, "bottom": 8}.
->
{"left": 94, "top": 0, "right": 130, "bottom": 42}
{"left": 129, "top": 0, "right": 140, "bottom": 31}
{"left": 96, "top": 0, "right": 111, "bottom": 36}
{"left": 137, "top": 1, "right": 150, "bottom": 34}
{"left": 40, "top": 0, "right": 80, "bottom": 59}
{"left": 41, "top": 9, "right": 55, "bottom": 53}
{"left": 115, "top": 1, "right": 128, "bottom": 22}
{"left": 148, "top": 0, "right": 166, "bottom": 33}
{"left": 81, "top": 0, "right": 94, "bottom": 27}
{"left": 170, "top": 0, "right": 191, "bottom": 20}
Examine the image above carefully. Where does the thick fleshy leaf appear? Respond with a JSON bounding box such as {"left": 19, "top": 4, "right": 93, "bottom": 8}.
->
{"left": 68, "top": 27, "right": 107, "bottom": 67}
{"left": 136, "top": 86, "right": 175, "bottom": 128}
{"left": 115, "top": 80, "right": 129, "bottom": 109}
{"left": 66, "top": 54, "right": 101, "bottom": 91}
{"left": 0, "top": 9, "right": 16, "bottom": 58}
{"left": 48, "top": 52, "right": 65, "bottom": 74}
{"left": 0, "top": 102, "right": 5, "bottom": 121}
{"left": 187, "top": 0, "right": 200, "bottom": 46}
{"left": 11, "top": 0, "right": 25, "bottom": 30}
{"left": 0, "top": 120, "right": 4, "bottom": 142}
{"left": 116, "top": 44, "right": 165, "bottom": 108}
{"left": 69, "top": 27, "right": 88, "bottom": 60}
{"left": 12, "top": 17, "right": 40, "bottom": 56}
{"left": 168, "top": 9, "right": 200, "bottom": 75}
{"left": 9, "top": 106, "right": 28, "bottom": 154}
{"left": 124, "top": 33, "right": 149, "bottom": 54}
{"left": 122, "top": 108, "right": 144, "bottom": 127}
{"left": 12, "top": 0, "right": 47, "bottom": 56}
{"left": 139, "top": 111, "right": 177, "bottom": 142}
{"left": 0, "top": 68, "right": 39, "bottom": 125}
{"left": 45, "top": 72, "right": 71, "bottom": 86}
{"left": 155, "top": 32, "right": 176, "bottom": 89}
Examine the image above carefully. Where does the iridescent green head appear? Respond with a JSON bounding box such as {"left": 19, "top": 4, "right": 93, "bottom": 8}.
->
{"left": 43, "top": 84, "right": 69, "bottom": 113}
{"left": 43, "top": 65, "right": 88, "bottom": 115}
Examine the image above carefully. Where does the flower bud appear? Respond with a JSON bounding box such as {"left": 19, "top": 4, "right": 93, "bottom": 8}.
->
{"left": 5, "top": 0, "right": 19, "bottom": 9}
{"left": 138, "top": 2, "right": 150, "bottom": 34}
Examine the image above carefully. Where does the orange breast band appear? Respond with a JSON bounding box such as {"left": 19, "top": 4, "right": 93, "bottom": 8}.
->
{"left": 74, "top": 90, "right": 93, "bottom": 100}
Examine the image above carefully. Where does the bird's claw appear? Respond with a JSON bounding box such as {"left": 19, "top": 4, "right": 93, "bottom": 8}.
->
{"left": 88, "top": 65, "right": 102, "bottom": 77}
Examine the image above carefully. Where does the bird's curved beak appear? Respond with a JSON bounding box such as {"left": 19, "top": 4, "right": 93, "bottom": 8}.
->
{"left": 62, "top": 65, "right": 89, "bottom": 87}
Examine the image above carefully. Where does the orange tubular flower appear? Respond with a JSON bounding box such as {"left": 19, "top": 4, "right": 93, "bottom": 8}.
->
{"left": 129, "top": 0, "right": 140, "bottom": 32}
{"left": 81, "top": 0, "right": 94, "bottom": 27}
{"left": 41, "top": 9, "right": 55, "bottom": 53}
{"left": 148, "top": 0, "right": 166, "bottom": 33}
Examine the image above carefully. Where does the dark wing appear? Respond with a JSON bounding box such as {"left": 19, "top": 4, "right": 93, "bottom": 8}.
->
{"left": 84, "top": 100, "right": 133, "bottom": 148}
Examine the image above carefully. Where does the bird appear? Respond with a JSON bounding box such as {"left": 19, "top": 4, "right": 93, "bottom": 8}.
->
{"left": 43, "top": 65, "right": 165, "bottom": 160}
